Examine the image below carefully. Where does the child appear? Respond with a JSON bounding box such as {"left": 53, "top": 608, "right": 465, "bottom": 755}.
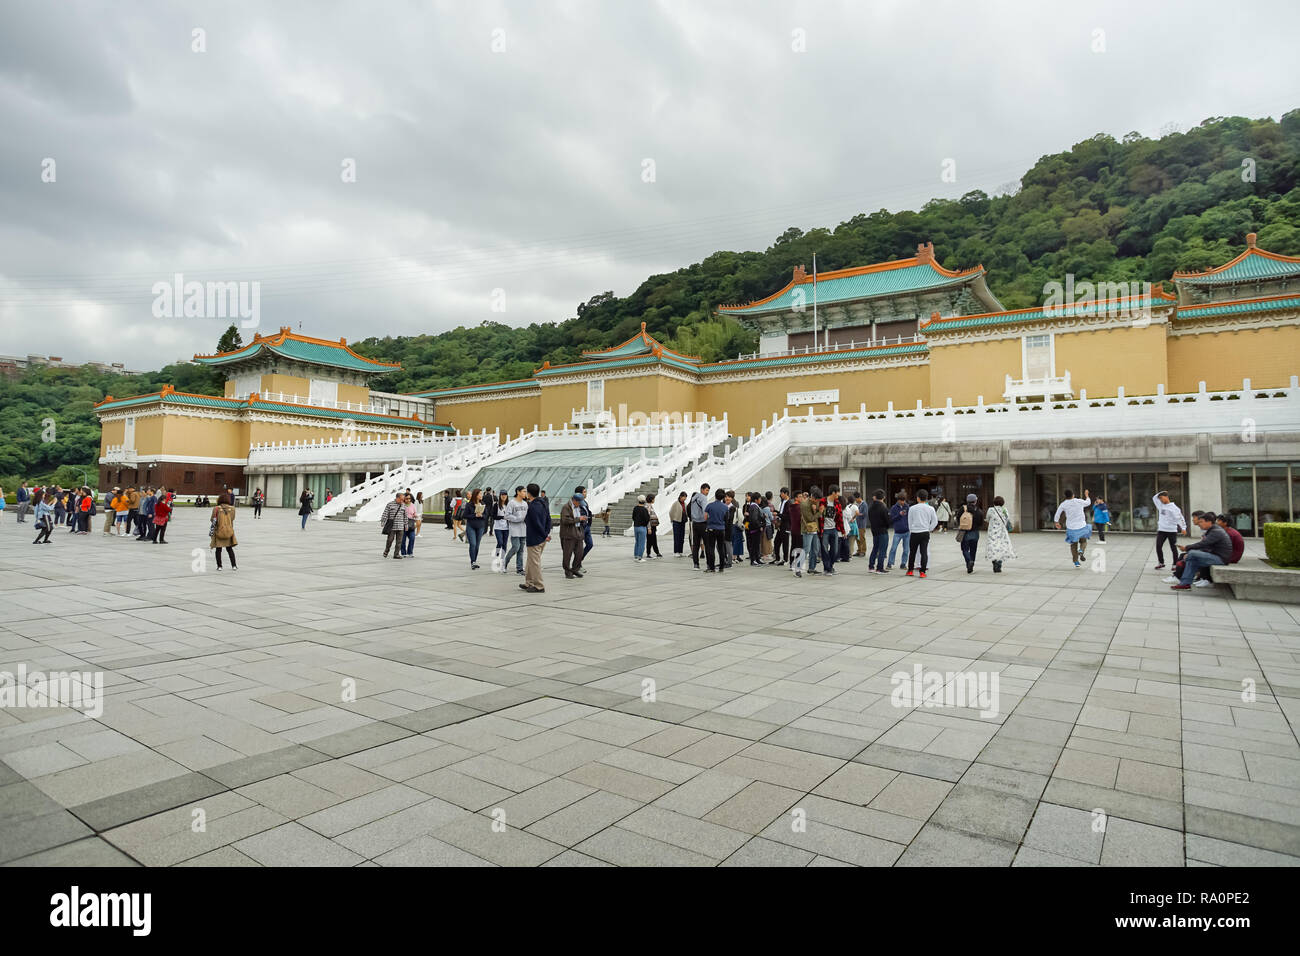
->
{"left": 600, "top": 509, "right": 611, "bottom": 537}
{"left": 1091, "top": 496, "right": 1111, "bottom": 542}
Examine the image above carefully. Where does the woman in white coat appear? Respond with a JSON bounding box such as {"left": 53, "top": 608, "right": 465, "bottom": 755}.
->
{"left": 985, "top": 495, "right": 1017, "bottom": 573}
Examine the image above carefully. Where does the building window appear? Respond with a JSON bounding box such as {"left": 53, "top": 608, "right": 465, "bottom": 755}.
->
{"left": 183, "top": 471, "right": 196, "bottom": 484}
{"left": 1223, "top": 463, "right": 1295, "bottom": 536}
{"left": 214, "top": 472, "right": 225, "bottom": 487}
{"left": 1022, "top": 334, "right": 1054, "bottom": 380}
{"left": 587, "top": 379, "right": 605, "bottom": 411}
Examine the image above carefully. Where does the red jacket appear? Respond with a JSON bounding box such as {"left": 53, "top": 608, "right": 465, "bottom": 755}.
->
{"left": 154, "top": 500, "right": 172, "bottom": 524}
{"left": 1225, "top": 526, "right": 1245, "bottom": 564}
{"left": 819, "top": 497, "right": 844, "bottom": 534}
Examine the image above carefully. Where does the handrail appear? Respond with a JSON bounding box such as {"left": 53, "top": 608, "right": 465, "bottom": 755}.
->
{"left": 734, "top": 334, "right": 925, "bottom": 362}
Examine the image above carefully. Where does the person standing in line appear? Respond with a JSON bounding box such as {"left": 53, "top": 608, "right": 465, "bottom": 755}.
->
{"left": 252, "top": 488, "right": 264, "bottom": 519}
{"left": 31, "top": 489, "right": 54, "bottom": 544}
{"left": 887, "top": 491, "right": 910, "bottom": 570}
{"left": 1170, "top": 512, "right": 1232, "bottom": 590}
{"left": 443, "top": 491, "right": 452, "bottom": 530}
{"left": 462, "top": 488, "right": 486, "bottom": 569}
{"left": 379, "top": 491, "right": 407, "bottom": 560}
{"left": 854, "top": 494, "right": 869, "bottom": 557}
{"left": 15, "top": 481, "right": 30, "bottom": 523}
{"left": 905, "top": 490, "right": 938, "bottom": 578}
{"left": 957, "top": 494, "right": 985, "bottom": 574}
{"left": 491, "top": 490, "right": 510, "bottom": 563}
{"left": 934, "top": 496, "right": 952, "bottom": 532}
{"left": 401, "top": 493, "right": 419, "bottom": 557}
{"left": 502, "top": 486, "right": 528, "bottom": 575}
{"left": 135, "top": 487, "right": 155, "bottom": 540}
{"left": 210, "top": 492, "right": 238, "bottom": 570}
{"left": 79, "top": 486, "right": 95, "bottom": 534}
{"left": 52, "top": 488, "right": 66, "bottom": 529}
{"left": 560, "top": 492, "right": 587, "bottom": 578}
{"left": 111, "top": 488, "right": 131, "bottom": 536}
{"left": 521, "top": 483, "right": 552, "bottom": 593}
{"left": 632, "top": 494, "right": 650, "bottom": 561}
{"left": 799, "top": 485, "right": 824, "bottom": 577}
{"left": 689, "top": 483, "right": 711, "bottom": 570}
{"left": 820, "top": 486, "right": 842, "bottom": 575}
{"left": 704, "top": 488, "right": 729, "bottom": 573}
{"left": 646, "top": 493, "right": 662, "bottom": 559}
{"left": 298, "top": 489, "right": 314, "bottom": 529}
{"left": 669, "top": 491, "right": 688, "bottom": 557}
{"left": 726, "top": 491, "right": 743, "bottom": 566}
{"left": 774, "top": 487, "right": 793, "bottom": 566}
{"left": 1091, "top": 496, "right": 1110, "bottom": 541}
{"left": 102, "top": 486, "right": 118, "bottom": 535}
{"left": 125, "top": 486, "right": 140, "bottom": 536}
{"left": 867, "top": 490, "right": 890, "bottom": 573}
{"left": 1053, "top": 487, "right": 1093, "bottom": 568}
{"left": 843, "top": 494, "right": 860, "bottom": 558}
{"left": 152, "top": 490, "right": 172, "bottom": 543}
{"left": 984, "top": 495, "right": 1015, "bottom": 572}
{"left": 744, "top": 492, "right": 764, "bottom": 567}
{"left": 760, "top": 492, "right": 775, "bottom": 563}
{"left": 1152, "top": 490, "right": 1185, "bottom": 569}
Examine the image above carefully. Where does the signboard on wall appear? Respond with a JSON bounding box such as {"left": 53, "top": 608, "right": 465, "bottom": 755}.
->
{"left": 786, "top": 389, "right": 840, "bottom": 406}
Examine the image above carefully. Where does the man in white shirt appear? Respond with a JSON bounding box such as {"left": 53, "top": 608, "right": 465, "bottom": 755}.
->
{"left": 842, "top": 497, "right": 859, "bottom": 557}
{"left": 905, "top": 490, "right": 939, "bottom": 578}
{"left": 1053, "top": 487, "right": 1094, "bottom": 567}
{"left": 1152, "top": 491, "right": 1186, "bottom": 570}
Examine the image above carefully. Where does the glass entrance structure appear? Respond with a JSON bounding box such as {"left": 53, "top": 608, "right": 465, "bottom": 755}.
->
{"left": 1223, "top": 462, "right": 1297, "bottom": 536}
{"left": 1034, "top": 470, "right": 1188, "bottom": 531}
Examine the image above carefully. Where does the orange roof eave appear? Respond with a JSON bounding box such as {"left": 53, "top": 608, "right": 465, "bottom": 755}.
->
{"left": 192, "top": 327, "right": 401, "bottom": 369}
{"left": 718, "top": 256, "right": 985, "bottom": 312}
{"left": 1173, "top": 246, "right": 1300, "bottom": 279}
{"left": 921, "top": 293, "right": 1175, "bottom": 330}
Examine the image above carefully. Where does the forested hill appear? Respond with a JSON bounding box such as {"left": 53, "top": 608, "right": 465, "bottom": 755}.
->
{"left": 2, "top": 111, "right": 1298, "bottom": 484}
{"left": 351, "top": 111, "right": 1300, "bottom": 392}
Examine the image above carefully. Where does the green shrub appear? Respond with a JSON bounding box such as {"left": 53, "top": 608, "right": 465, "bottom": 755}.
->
{"left": 1264, "top": 522, "right": 1300, "bottom": 568}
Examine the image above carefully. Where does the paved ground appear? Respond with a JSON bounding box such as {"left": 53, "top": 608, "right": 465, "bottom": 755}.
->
{"left": 1, "top": 508, "right": 1297, "bottom": 867}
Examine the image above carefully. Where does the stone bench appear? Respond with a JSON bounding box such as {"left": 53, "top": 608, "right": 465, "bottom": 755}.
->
{"left": 1211, "top": 559, "right": 1300, "bottom": 604}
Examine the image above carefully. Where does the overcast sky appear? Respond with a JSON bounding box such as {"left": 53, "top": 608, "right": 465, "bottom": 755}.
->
{"left": 2, "top": 0, "right": 1297, "bottom": 367}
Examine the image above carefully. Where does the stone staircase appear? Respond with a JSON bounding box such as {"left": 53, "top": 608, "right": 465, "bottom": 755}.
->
{"left": 324, "top": 503, "right": 363, "bottom": 522}
{"left": 602, "top": 479, "right": 661, "bottom": 535}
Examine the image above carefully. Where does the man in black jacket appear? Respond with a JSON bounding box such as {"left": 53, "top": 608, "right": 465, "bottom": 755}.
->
{"left": 867, "top": 490, "right": 890, "bottom": 572}
{"left": 773, "top": 487, "right": 791, "bottom": 565}
{"left": 688, "top": 483, "right": 711, "bottom": 570}
{"left": 522, "top": 484, "right": 552, "bottom": 593}
{"left": 1172, "top": 512, "right": 1232, "bottom": 590}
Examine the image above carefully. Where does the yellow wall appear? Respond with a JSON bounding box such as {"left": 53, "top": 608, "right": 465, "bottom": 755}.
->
{"left": 538, "top": 382, "right": 587, "bottom": 428}
{"left": 133, "top": 416, "right": 166, "bottom": 455}
{"left": 161, "top": 415, "right": 248, "bottom": 459}
{"left": 100, "top": 418, "right": 125, "bottom": 450}
{"left": 927, "top": 338, "right": 1022, "bottom": 406}
{"left": 436, "top": 392, "right": 542, "bottom": 438}
{"left": 1167, "top": 325, "right": 1300, "bottom": 392}
{"left": 262, "top": 373, "right": 311, "bottom": 397}
{"left": 337, "top": 383, "right": 369, "bottom": 406}
{"left": 1055, "top": 324, "right": 1168, "bottom": 398}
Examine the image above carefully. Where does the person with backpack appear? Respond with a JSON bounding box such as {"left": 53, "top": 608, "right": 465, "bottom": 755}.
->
{"left": 210, "top": 492, "right": 238, "bottom": 570}
{"left": 521, "top": 483, "right": 552, "bottom": 593}
{"left": 887, "top": 491, "right": 909, "bottom": 570}
{"left": 955, "top": 494, "right": 985, "bottom": 573}
{"left": 502, "top": 486, "right": 529, "bottom": 575}
{"left": 985, "top": 496, "right": 1015, "bottom": 572}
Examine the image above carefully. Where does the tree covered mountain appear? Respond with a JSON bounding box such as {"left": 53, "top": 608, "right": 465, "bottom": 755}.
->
{"left": 3, "top": 110, "right": 1297, "bottom": 487}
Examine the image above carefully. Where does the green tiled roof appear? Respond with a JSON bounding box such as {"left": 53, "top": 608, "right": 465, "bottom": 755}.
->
{"left": 718, "top": 263, "right": 977, "bottom": 316}
{"left": 96, "top": 390, "right": 447, "bottom": 431}
{"left": 411, "top": 379, "right": 540, "bottom": 398}
{"left": 1175, "top": 295, "right": 1300, "bottom": 320}
{"left": 923, "top": 296, "right": 1173, "bottom": 333}
{"left": 96, "top": 392, "right": 243, "bottom": 412}
{"left": 536, "top": 354, "right": 700, "bottom": 377}
{"left": 701, "top": 343, "right": 928, "bottom": 373}
{"left": 194, "top": 334, "right": 398, "bottom": 373}
{"left": 1176, "top": 249, "right": 1300, "bottom": 285}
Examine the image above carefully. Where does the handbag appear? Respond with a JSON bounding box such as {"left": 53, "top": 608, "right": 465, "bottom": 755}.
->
{"left": 955, "top": 529, "right": 966, "bottom": 543}
{"left": 382, "top": 517, "right": 394, "bottom": 535}
{"left": 209, "top": 517, "right": 217, "bottom": 536}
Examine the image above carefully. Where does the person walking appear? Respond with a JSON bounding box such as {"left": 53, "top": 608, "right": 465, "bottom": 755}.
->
{"left": 521, "top": 483, "right": 551, "bottom": 593}
{"left": 1053, "top": 487, "right": 1093, "bottom": 568}
{"left": 669, "top": 491, "right": 687, "bottom": 557}
{"left": 689, "top": 483, "right": 711, "bottom": 570}
{"left": 210, "top": 492, "right": 238, "bottom": 570}
{"left": 401, "top": 493, "right": 419, "bottom": 557}
{"left": 985, "top": 495, "right": 1016, "bottom": 572}
{"left": 252, "top": 488, "right": 264, "bottom": 519}
{"left": 956, "top": 494, "right": 984, "bottom": 574}
{"left": 560, "top": 492, "right": 587, "bottom": 579}
{"left": 1152, "top": 491, "right": 1185, "bottom": 569}
{"left": 645, "top": 493, "right": 662, "bottom": 558}
{"left": 414, "top": 492, "right": 424, "bottom": 536}
{"left": 632, "top": 495, "right": 650, "bottom": 562}
{"left": 867, "top": 489, "right": 890, "bottom": 573}
{"left": 153, "top": 491, "right": 172, "bottom": 543}
{"left": 460, "top": 488, "right": 486, "bottom": 569}
{"left": 443, "top": 491, "right": 453, "bottom": 530}
{"left": 905, "top": 490, "right": 938, "bottom": 578}
{"left": 491, "top": 490, "right": 511, "bottom": 564}
{"left": 298, "top": 489, "right": 314, "bottom": 529}
{"left": 31, "top": 489, "right": 54, "bottom": 544}
{"left": 887, "top": 491, "right": 910, "bottom": 570}
{"left": 820, "top": 486, "right": 842, "bottom": 575}
{"left": 934, "top": 496, "right": 952, "bottom": 532}
{"left": 380, "top": 491, "right": 407, "bottom": 559}
{"left": 502, "top": 486, "right": 528, "bottom": 575}
{"left": 1091, "top": 496, "right": 1110, "bottom": 542}
{"left": 573, "top": 485, "right": 595, "bottom": 561}
{"left": 451, "top": 491, "right": 466, "bottom": 542}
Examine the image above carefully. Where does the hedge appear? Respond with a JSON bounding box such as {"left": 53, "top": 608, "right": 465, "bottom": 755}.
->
{"left": 1263, "top": 522, "right": 1300, "bottom": 568}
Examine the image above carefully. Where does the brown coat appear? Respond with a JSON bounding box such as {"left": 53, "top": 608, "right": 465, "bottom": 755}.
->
{"left": 209, "top": 504, "right": 238, "bottom": 548}
{"left": 559, "top": 502, "right": 585, "bottom": 541}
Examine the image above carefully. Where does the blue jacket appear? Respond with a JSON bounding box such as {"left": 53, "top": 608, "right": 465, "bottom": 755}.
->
{"left": 525, "top": 497, "right": 552, "bottom": 546}
{"left": 17, "top": 487, "right": 29, "bottom": 503}
{"left": 1092, "top": 503, "right": 1110, "bottom": 523}
{"left": 142, "top": 495, "right": 156, "bottom": 517}
{"left": 889, "top": 502, "right": 909, "bottom": 533}
{"left": 705, "top": 500, "right": 729, "bottom": 530}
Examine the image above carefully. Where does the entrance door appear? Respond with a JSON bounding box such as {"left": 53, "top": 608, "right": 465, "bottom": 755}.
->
{"left": 789, "top": 470, "right": 839, "bottom": 496}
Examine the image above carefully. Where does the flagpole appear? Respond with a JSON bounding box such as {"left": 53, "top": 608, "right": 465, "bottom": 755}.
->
{"left": 812, "top": 253, "right": 818, "bottom": 351}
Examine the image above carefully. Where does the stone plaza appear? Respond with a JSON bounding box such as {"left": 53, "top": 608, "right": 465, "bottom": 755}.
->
{"left": 1, "top": 510, "right": 1297, "bottom": 867}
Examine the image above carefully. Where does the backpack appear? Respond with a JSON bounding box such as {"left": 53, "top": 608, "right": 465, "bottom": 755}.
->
{"left": 958, "top": 508, "right": 974, "bottom": 531}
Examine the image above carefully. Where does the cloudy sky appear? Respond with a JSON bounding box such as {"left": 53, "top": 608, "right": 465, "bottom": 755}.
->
{"left": 2, "top": 0, "right": 1297, "bottom": 367}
